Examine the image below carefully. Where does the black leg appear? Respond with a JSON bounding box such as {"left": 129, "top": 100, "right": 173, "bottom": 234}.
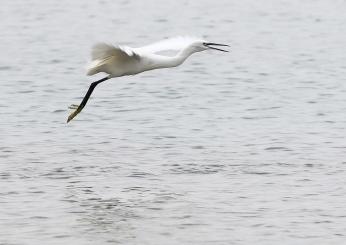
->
{"left": 67, "top": 76, "right": 110, "bottom": 123}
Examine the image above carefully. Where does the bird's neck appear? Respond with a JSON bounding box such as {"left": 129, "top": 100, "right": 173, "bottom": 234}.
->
{"left": 173, "top": 46, "right": 196, "bottom": 66}
{"left": 154, "top": 46, "right": 196, "bottom": 69}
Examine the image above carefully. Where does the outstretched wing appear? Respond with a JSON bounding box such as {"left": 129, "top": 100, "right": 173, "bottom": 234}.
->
{"left": 91, "top": 43, "right": 140, "bottom": 61}
{"left": 87, "top": 43, "right": 140, "bottom": 76}
{"left": 135, "top": 36, "right": 203, "bottom": 55}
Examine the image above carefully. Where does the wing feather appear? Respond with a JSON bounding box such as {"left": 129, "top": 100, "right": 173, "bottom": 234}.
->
{"left": 87, "top": 43, "right": 140, "bottom": 76}
{"left": 135, "top": 36, "right": 203, "bottom": 55}
{"left": 91, "top": 43, "right": 139, "bottom": 61}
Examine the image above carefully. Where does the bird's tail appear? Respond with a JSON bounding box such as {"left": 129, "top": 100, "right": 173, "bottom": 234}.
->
{"left": 86, "top": 59, "right": 107, "bottom": 76}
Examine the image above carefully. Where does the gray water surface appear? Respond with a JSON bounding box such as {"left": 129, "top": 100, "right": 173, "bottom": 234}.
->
{"left": 1, "top": 0, "right": 346, "bottom": 244}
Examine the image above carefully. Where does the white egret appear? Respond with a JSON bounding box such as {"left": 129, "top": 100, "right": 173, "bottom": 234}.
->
{"left": 67, "top": 36, "right": 229, "bottom": 123}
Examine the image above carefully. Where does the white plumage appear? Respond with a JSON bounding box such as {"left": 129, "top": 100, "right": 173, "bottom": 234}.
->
{"left": 86, "top": 36, "right": 215, "bottom": 77}
{"left": 135, "top": 36, "right": 205, "bottom": 54}
{"left": 86, "top": 43, "right": 140, "bottom": 76}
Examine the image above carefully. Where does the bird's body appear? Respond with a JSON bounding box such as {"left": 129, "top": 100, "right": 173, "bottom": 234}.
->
{"left": 86, "top": 37, "right": 208, "bottom": 77}
{"left": 67, "top": 36, "right": 229, "bottom": 123}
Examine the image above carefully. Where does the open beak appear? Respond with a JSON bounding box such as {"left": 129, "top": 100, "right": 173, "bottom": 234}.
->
{"left": 203, "top": 42, "right": 230, "bottom": 52}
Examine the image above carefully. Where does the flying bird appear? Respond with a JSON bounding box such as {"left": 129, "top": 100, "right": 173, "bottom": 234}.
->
{"left": 67, "top": 36, "right": 229, "bottom": 123}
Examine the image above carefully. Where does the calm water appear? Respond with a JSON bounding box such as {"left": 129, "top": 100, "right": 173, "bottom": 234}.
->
{"left": 1, "top": 0, "right": 346, "bottom": 244}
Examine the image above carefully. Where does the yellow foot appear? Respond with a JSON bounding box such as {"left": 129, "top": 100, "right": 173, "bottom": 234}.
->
{"left": 67, "top": 106, "right": 82, "bottom": 123}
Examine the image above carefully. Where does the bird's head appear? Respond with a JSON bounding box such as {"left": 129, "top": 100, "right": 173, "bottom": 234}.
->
{"left": 189, "top": 40, "right": 229, "bottom": 53}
